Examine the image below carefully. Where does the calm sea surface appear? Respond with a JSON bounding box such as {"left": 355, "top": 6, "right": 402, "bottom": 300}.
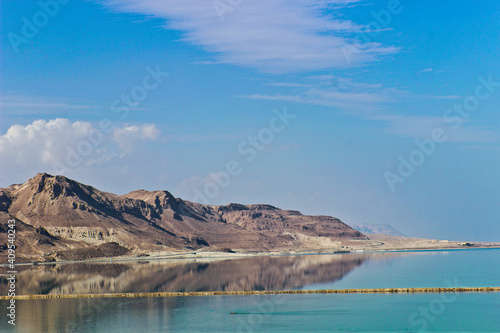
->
{"left": 1, "top": 248, "right": 499, "bottom": 332}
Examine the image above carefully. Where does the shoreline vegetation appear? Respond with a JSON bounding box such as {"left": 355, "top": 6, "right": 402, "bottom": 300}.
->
{"left": 1, "top": 287, "right": 499, "bottom": 300}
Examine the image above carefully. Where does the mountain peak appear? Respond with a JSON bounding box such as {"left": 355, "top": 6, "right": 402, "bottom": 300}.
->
{"left": 1, "top": 173, "right": 365, "bottom": 261}
{"left": 22, "top": 173, "right": 96, "bottom": 200}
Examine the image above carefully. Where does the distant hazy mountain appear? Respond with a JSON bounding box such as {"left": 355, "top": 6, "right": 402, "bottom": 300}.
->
{"left": 0, "top": 173, "right": 365, "bottom": 261}
{"left": 352, "top": 224, "right": 406, "bottom": 237}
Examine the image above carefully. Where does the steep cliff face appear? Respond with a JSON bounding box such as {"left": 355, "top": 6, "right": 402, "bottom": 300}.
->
{"left": 0, "top": 173, "right": 198, "bottom": 258}
{"left": 7, "top": 173, "right": 160, "bottom": 228}
{"left": 0, "top": 173, "right": 365, "bottom": 261}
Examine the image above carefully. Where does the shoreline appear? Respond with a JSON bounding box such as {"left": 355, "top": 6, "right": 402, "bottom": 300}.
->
{"left": 2, "top": 243, "right": 500, "bottom": 267}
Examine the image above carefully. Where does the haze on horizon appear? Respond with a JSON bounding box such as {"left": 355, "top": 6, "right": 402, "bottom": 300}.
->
{"left": 0, "top": 0, "right": 499, "bottom": 242}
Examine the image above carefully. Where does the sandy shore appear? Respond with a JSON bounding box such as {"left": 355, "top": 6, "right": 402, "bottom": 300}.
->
{"left": 4, "top": 234, "right": 498, "bottom": 267}
{"left": 338, "top": 234, "right": 500, "bottom": 252}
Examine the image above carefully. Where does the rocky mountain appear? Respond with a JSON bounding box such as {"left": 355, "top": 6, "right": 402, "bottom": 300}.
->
{"left": 352, "top": 223, "right": 406, "bottom": 237}
{"left": 0, "top": 173, "right": 365, "bottom": 261}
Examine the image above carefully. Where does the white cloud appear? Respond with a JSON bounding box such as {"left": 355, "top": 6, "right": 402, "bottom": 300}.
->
{"left": 112, "top": 123, "right": 160, "bottom": 151}
{"left": 0, "top": 119, "right": 160, "bottom": 180}
{"left": 101, "top": 0, "right": 397, "bottom": 73}
{"left": 240, "top": 75, "right": 402, "bottom": 114}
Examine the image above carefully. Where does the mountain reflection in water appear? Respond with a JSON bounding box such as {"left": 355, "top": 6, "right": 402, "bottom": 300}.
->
{"left": 1, "top": 252, "right": 408, "bottom": 296}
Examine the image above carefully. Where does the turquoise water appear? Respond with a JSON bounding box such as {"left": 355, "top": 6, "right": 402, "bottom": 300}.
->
{"left": 1, "top": 293, "right": 499, "bottom": 332}
{"left": 1, "top": 249, "right": 499, "bottom": 332}
{"left": 307, "top": 248, "right": 500, "bottom": 290}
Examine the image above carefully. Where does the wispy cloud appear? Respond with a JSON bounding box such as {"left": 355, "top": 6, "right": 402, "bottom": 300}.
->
{"left": 240, "top": 71, "right": 464, "bottom": 124}
{"left": 374, "top": 114, "right": 500, "bottom": 143}
{"left": 240, "top": 75, "right": 402, "bottom": 114}
{"left": 241, "top": 75, "right": 498, "bottom": 145}
{"left": 418, "top": 94, "right": 461, "bottom": 100}
{"left": 265, "top": 82, "right": 313, "bottom": 88}
{"left": 0, "top": 94, "right": 94, "bottom": 113}
{"left": 100, "top": 0, "right": 397, "bottom": 73}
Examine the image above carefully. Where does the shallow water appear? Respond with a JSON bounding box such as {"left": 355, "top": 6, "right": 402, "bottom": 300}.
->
{"left": 1, "top": 249, "right": 499, "bottom": 332}
{"left": 1, "top": 293, "right": 499, "bottom": 332}
{"left": 306, "top": 248, "right": 500, "bottom": 290}
{"left": 2, "top": 249, "right": 499, "bottom": 295}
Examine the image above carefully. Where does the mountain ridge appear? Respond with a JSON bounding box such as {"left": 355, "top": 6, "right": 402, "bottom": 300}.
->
{"left": 0, "top": 173, "right": 365, "bottom": 262}
{"left": 352, "top": 223, "right": 406, "bottom": 237}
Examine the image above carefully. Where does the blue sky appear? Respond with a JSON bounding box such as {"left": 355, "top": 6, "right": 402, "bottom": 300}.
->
{"left": 1, "top": 0, "right": 499, "bottom": 241}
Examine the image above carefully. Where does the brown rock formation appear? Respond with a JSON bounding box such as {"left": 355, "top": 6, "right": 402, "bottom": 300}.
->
{"left": 0, "top": 173, "right": 365, "bottom": 261}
